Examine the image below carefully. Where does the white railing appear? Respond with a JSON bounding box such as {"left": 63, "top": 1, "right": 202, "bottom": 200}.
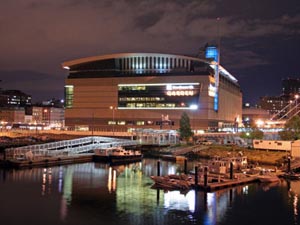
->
{"left": 5, "top": 136, "right": 137, "bottom": 160}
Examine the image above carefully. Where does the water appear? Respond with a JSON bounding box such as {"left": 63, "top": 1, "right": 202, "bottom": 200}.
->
{"left": 0, "top": 159, "right": 299, "bottom": 225}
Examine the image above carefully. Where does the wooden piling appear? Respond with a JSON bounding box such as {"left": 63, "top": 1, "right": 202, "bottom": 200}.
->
{"left": 184, "top": 158, "right": 187, "bottom": 174}
{"left": 157, "top": 160, "right": 161, "bottom": 176}
{"left": 230, "top": 162, "right": 233, "bottom": 179}
{"left": 204, "top": 166, "right": 208, "bottom": 187}
{"left": 195, "top": 166, "right": 198, "bottom": 188}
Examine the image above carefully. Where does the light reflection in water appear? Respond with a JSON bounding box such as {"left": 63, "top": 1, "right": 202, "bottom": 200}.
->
{"left": 288, "top": 181, "right": 300, "bottom": 224}
{"left": 0, "top": 161, "right": 299, "bottom": 225}
{"left": 294, "top": 194, "right": 298, "bottom": 217}
{"left": 164, "top": 190, "right": 195, "bottom": 212}
{"left": 41, "top": 168, "right": 53, "bottom": 196}
{"left": 107, "top": 167, "right": 118, "bottom": 192}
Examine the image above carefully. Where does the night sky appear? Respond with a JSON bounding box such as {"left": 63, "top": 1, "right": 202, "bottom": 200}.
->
{"left": 0, "top": 0, "right": 299, "bottom": 104}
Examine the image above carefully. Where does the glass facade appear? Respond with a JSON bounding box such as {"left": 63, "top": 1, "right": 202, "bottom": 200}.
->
{"left": 64, "top": 85, "right": 74, "bottom": 108}
{"left": 118, "top": 83, "right": 200, "bottom": 109}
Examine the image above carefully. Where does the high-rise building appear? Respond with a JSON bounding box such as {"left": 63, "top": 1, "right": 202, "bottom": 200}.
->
{"left": 258, "top": 77, "right": 300, "bottom": 120}
{"left": 282, "top": 78, "right": 300, "bottom": 98}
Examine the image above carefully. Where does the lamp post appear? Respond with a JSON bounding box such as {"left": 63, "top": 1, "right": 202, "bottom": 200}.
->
{"left": 295, "top": 94, "right": 299, "bottom": 116}
{"left": 109, "top": 106, "right": 116, "bottom": 136}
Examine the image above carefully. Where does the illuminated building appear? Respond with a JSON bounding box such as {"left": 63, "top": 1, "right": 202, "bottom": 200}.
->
{"left": 0, "top": 107, "right": 25, "bottom": 124}
{"left": 0, "top": 90, "right": 31, "bottom": 107}
{"left": 62, "top": 51, "right": 242, "bottom": 132}
{"left": 32, "top": 106, "right": 65, "bottom": 128}
{"left": 242, "top": 107, "right": 270, "bottom": 128}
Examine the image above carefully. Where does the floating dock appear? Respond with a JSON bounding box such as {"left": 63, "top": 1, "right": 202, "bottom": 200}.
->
{"left": 195, "top": 175, "right": 259, "bottom": 191}
{"left": 3, "top": 154, "right": 93, "bottom": 169}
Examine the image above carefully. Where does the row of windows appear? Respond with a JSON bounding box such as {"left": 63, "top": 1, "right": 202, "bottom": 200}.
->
{"left": 124, "top": 103, "right": 177, "bottom": 108}
{"left": 119, "top": 97, "right": 165, "bottom": 102}
{"left": 108, "top": 120, "right": 174, "bottom": 126}
{"left": 118, "top": 86, "right": 146, "bottom": 91}
{"left": 119, "top": 56, "right": 191, "bottom": 71}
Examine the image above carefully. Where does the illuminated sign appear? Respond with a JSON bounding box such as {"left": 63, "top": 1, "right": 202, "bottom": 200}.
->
{"left": 166, "top": 84, "right": 196, "bottom": 96}
{"left": 166, "top": 90, "right": 194, "bottom": 96}
{"left": 208, "top": 84, "right": 217, "bottom": 97}
{"left": 166, "top": 84, "right": 194, "bottom": 90}
{"left": 118, "top": 83, "right": 200, "bottom": 110}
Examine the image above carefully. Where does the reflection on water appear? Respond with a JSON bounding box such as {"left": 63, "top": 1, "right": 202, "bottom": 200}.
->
{"left": 0, "top": 159, "right": 299, "bottom": 225}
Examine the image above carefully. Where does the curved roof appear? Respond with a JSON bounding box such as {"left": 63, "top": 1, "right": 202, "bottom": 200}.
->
{"left": 62, "top": 52, "right": 238, "bottom": 83}
{"left": 62, "top": 52, "right": 211, "bottom": 68}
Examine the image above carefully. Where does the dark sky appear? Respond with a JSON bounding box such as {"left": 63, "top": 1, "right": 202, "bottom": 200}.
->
{"left": 0, "top": 0, "right": 299, "bottom": 104}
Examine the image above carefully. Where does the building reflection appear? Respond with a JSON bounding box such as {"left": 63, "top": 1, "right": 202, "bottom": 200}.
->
{"left": 287, "top": 180, "right": 300, "bottom": 224}
{"left": 0, "top": 160, "right": 299, "bottom": 225}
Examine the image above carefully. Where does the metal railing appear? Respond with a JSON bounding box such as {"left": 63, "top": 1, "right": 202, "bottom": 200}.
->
{"left": 5, "top": 136, "right": 137, "bottom": 160}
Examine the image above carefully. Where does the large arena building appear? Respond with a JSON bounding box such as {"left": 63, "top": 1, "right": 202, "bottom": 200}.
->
{"left": 62, "top": 47, "right": 242, "bottom": 133}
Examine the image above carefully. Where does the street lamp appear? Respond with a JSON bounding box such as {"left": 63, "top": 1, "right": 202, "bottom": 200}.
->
{"left": 109, "top": 106, "right": 116, "bottom": 136}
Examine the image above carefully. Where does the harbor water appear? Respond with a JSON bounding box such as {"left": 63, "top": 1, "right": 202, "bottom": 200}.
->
{"left": 0, "top": 158, "right": 299, "bottom": 225}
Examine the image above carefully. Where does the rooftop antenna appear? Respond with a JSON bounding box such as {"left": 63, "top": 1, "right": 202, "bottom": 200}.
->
{"left": 213, "top": 17, "right": 221, "bottom": 112}
{"left": 216, "top": 17, "right": 221, "bottom": 92}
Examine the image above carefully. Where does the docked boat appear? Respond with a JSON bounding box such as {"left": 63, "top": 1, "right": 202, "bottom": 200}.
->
{"left": 257, "top": 170, "right": 280, "bottom": 183}
{"left": 150, "top": 174, "right": 192, "bottom": 191}
{"left": 93, "top": 146, "right": 142, "bottom": 164}
{"left": 207, "top": 155, "right": 248, "bottom": 174}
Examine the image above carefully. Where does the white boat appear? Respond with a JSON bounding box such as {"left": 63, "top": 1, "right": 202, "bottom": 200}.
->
{"left": 208, "top": 155, "right": 248, "bottom": 174}
{"left": 94, "top": 146, "right": 142, "bottom": 164}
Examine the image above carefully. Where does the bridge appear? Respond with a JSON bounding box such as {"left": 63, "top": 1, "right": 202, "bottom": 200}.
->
{"left": 5, "top": 136, "right": 137, "bottom": 160}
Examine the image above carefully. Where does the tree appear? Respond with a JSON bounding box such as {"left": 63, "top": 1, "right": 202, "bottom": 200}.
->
{"left": 179, "top": 112, "right": 193, "bottom": 142}
{"left": 240, "top": 129, "right": 264, "bottom": 140}
{"left": 279, "top": 115, "right": 300, "bottom": 140}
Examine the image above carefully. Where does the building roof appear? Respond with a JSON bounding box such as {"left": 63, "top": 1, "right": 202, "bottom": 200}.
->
{"left": 62, "top": 53, "right": 210, "bottom": 68}
{"left": 62, "top": 52, "right": 238, "bottom": 83}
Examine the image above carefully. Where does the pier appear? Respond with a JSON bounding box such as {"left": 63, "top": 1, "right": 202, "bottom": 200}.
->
{"left": 196, "top": 175, "right": 259, "bottom": 191}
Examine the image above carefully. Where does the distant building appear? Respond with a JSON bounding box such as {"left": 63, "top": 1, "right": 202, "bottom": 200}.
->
{"left": 258, "top": 96, "right": 287, "bottom": 118}
{"left": 0, "top": 90, "right": 31, "bottom": 108}
{"left": 0, "top": 107, "right": 25, "bottom": 124}
{"left": 258, "top": 77, "right": 300, "bottom": 120}
{"left": 32, "top": 106, "right": 64, "bottom": 128}
{"left": 282, "top": 78, "right": 300, "bottom": 98}
{"left": 242, "top": 107, "right": 270, "bottom": 128}
{"left": 40, "top": 98, "right": 65, "bottom": 108}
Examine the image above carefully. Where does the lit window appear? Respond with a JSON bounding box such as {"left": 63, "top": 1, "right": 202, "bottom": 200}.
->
{"left": 136, "top": 121, "right": 144, "bottom": 125}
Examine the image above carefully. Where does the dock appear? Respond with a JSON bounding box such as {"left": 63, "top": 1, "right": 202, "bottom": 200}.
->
{"left": 4, "top": 154, "right": 94, "bottom": 168}
{"left": 1, "top": 136, "right": 139, "bottom": 168}
{"left": 195, "top": 175, "right": 259, "bottom": 191}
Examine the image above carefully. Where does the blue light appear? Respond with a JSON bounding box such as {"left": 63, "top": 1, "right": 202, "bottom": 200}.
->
{"left": 214, "top": 93, "right": 218, "bottom": 111}
{"left": 205, "top": 46, "right": 218, "bottom": 62}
